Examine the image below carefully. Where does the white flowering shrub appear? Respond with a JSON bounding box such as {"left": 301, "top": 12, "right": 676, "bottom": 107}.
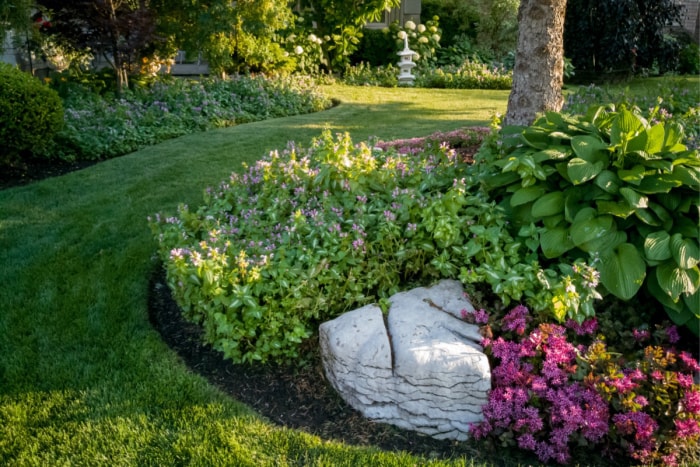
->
{"left": 277, "top": 15, "right": 327, "bottom": 74}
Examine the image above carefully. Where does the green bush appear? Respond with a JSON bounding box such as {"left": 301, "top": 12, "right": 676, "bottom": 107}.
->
{"left": 342, "top": 62, "right": 398, "bottom": 87}
{"left": 0, "top": 63, "right": 64, "bottom": 166}
{"left": 475, "top": 107, "right": 700, "bottom": 334}
{"left": 151, "top": 129, "right": 492, "bottom": 363}
{"left": 415, "top": 61, "right": 512, "bottom": 89}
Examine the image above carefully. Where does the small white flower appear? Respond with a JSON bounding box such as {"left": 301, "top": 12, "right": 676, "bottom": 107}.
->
{"left": 404, "top": 20, "right": 416, "bottom": 30}
{"left": 432, "top": 34, "right": 441, "bottom": 42}
{"left": 397, "top": 31, "right": 407, "bottom": 40}
{"left": 417, "top": 24, "right": 426, "bottom": 33}
{"left": 419, "top": 36, "right": 429, "bottom": 44}
{"left": 294, "top": 45, "right": 303, "bottom": 55}
{"left": 308, "top": 34, "right": 317, "bottom": 42}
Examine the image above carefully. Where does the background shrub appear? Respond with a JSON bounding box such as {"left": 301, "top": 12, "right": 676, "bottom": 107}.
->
{"left": 151, "top": 129, "right": 489, "bottom": 363}
{"left": 0, "top": 64, "right": 64, "bottom": 167}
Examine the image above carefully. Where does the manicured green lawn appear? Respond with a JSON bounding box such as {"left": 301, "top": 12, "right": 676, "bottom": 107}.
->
{"left": 0, "top": 85, "right": 508, "bottom": 466}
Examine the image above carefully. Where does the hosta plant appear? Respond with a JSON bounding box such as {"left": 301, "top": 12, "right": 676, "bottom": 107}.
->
{"left": 475, "top": 106, "right": 700, "bottom": 333}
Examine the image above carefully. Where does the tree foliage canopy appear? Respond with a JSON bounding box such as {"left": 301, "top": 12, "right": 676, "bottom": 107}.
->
{"left": 40, "top": 0, "right": 158, "bottom": 92}
{"left": 152, "top": 0, "right": 293, "bottom": 75}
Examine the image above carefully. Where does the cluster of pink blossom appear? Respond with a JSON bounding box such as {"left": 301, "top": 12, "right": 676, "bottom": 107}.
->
{"left": 469, "top": 305, "right": 700, "bottom": 465}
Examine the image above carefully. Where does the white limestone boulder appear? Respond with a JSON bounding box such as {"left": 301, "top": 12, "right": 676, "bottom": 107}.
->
{"left": 319, "top": 279, "right": 491, "bottom": 441}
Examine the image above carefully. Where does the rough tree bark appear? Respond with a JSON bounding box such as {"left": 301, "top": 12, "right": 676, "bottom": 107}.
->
{"left": 504, "top": 0, "right": 567, "bottom": 126}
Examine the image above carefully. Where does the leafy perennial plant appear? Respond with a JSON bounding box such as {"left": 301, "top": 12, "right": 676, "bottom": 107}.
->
{"left": 151, "top": 129, "right": 479, "bottom": 363}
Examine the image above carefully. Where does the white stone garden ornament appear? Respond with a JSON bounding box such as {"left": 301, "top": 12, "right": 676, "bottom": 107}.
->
{"left": 397, "top": 35, "right": 417, "bottom": 86}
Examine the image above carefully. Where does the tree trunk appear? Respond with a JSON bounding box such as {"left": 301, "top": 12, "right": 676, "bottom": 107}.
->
{"left": 504, "top": 0, "right": 567, "bottom": 126}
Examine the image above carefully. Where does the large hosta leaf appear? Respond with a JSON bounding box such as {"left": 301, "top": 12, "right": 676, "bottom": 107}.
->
{"left": 663, "top": 122, "right": 686, "bottom": 152}
{"left": 579, "top": 230, "right": 627, "bottom": 255}
{"left": 671, "top": 165, "right": 700, "bottom": 190}
{"left": 618, "top": 164, "right": 647, "bottom": 185}
{"left": 619, "top": 187, "right": 648, "bottom": 209}
{"left": 511, "top": 185, "right": 546, "bottom": 207}
{"left": 571, "top": 135, "right": 608, "bottom": 162}
{"left": 594, "top": 170, "right": 622, "bottom": 194}
{"left": 645, "top": 123, "right": 665, "bottom": 153}
{"left": 567, "top": 158, "right": 605, "bottom": 185}
{"left": 531, "top": 191, "right": 565, "bottom": 218}
{"left": 540, "top": 227, "right": 575, "bottom": 258}
{"left": 611, "top": 108, "right": 645, "bottom": 146}
{"left": 598, "top": 243, "right": 646, "bottom": 300}
{"left": 596, "top": 200, "right": 634, "bottom": 218}
{"left": 635, "top": 173, "right": 682, "bottom": 194}
{"left": 570, "top": 212, "right": 614, "bottom": 247}
{"left": 533, "top": 147, "right": 571, "bottom": 162}
{"left": 656, "top": 261, "right": 700, "bottom": 301}
{"left": 646, "top": 272, "right": 685, "bottom": 312}
{"left": 644, "top": 231, "right": 672, "bottom": 262}
{"left": 670, "top": 234, "right": 700, "bottom": 269}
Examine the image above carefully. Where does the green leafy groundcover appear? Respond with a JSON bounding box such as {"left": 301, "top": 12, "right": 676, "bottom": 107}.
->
{"left": 51, "top": 75, "right": 332, "bottom": 161}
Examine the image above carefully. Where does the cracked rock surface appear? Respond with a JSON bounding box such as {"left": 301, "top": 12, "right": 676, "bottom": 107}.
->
{"left": 319, "top": 280, "right": 491, "bottom": 441}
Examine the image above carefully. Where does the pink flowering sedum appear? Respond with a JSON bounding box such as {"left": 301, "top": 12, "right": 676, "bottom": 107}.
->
{"left": 470, "top": 304, "right": 700, "bottom": 465}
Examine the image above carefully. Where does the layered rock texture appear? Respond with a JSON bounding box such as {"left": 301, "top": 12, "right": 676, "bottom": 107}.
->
{"left": 319, "top": 280, "right": 491, "bottom": 441}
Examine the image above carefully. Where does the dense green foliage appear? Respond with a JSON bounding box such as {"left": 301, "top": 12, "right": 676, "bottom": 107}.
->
{"left": 476, "top": 106, "right": 699, "bottom": 332}
{"left": 150, "top": 129, "right": 487, "bottom": 363}
{"left": 564, "top": 78, "right": 700, "bottom": 150}
{"left": 153, "top": 0, "right": 293, "bottom": 75}
{"left": 296, "top": 0, "right": 400, "bottom": 71}
{"left": 0, "top": 63, "right": 63, "bottom": 167}
{"left": 49, "top": 75, "right": 331, "bottom": 161}
{"left": 152, "top": 78, "right": 700, "bottom": 367}
{"left": 422, "top": 0, "right": 518, "bottom": 60}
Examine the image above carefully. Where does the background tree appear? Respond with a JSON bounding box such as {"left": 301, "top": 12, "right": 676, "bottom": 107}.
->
{"left": 504, "top": 0, "right": 567, "bottom": 125}
{"left": 153, "top": 0, "right": 292, "bottom": 76}
{"left": 298, "top": 0, "right": 401, "bottom": 71}
{"left": 39, "top": 0, "right": 158, "bottom": 93}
